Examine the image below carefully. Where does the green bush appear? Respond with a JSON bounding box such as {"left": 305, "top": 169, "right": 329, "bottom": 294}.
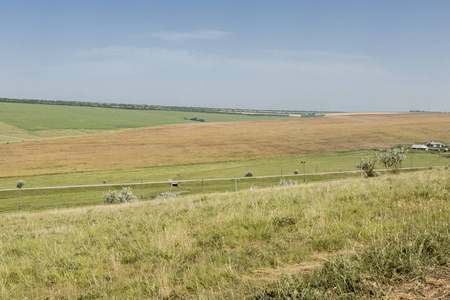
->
{"left": 278, "top": 179, "right": 298, "bottom": 186}
{"left": 355, "top": 156, "right": 378, "bottom": 177}
{"left": 245, "top": 170, "right": 254, "bottom": 177}
{"left": 378, "top": 148, "right": 406, "bottom": 174}
{"left": 294, "top": 169, "right": 299, "bottom": 174}
{"left": 16, "top": 180, "right": 25, "bottom": 189}
{"left": 103, "top": 187, "right": 138, "bottom": 204}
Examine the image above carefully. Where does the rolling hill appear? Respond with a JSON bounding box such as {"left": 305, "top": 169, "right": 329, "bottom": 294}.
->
{"left": 1, "top": 112, "right": 448, "bottom": 177}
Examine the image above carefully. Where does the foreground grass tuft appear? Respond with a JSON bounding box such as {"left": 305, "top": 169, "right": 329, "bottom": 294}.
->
{"left": 0, "top": 169, "right": 448, "bottom": 299}
{"left": 255, "top": 230, "right": 449, "bottom": 299}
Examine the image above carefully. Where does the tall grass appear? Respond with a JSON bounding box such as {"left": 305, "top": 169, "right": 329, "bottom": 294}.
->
{"left": 0, "top": 169, "right": 448, "bottom": 299}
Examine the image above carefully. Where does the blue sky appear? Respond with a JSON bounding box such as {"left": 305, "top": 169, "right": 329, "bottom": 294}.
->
{"left": 1, "top": 1, "right": 449, "bottom": 111}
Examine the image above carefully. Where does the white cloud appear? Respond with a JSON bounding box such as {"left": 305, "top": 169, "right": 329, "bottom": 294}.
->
{"left": 255, "top": 49, "right": 374, "bottom": 61}
{"left": 139, "top": 30, "right": 233, "bottom": 41}
{"left": 72, "top": 46, "right": 389, "bottom": 79}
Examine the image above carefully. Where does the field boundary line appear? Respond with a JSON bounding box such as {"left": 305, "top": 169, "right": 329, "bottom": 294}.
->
{"left": 0, "top": 167, "right": 439, "bottom": 192}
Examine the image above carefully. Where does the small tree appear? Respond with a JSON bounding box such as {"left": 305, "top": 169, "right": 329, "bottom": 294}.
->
{"left": 17, "top": 180, "right": 25, "bottom": 212}
{"left": 356, "top": 156, "right": 378, "bottom": 177}
{"left": 103, "top": 187, "right": 138, "bottom": 204}
{"left": 378, "top": 148, "right": 406, "bottom": 174}
{"left": 245, "top": 171, "right": 254, "bottom": 177}
{"left": 294, "top": 169, "right": 299, "bottom": 174}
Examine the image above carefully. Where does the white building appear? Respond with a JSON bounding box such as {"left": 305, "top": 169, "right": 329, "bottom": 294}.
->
{"left": 411, "top": 145, "right": 428, "bottom": 150}
{"left": 427, "top": 141, "right": 445, "bottom": 148}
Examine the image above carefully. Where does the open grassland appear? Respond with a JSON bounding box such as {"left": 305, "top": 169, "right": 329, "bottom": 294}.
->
{"left": 0, "top": 172, "right": 362, "bottom": 213}
{"left": 1, "top": 149, "right": 447, "bottom": 189}
{"left": 0, "top": 150, "right": 448, "bottom": 213}
{"left": 0, "top": 102, "right": 287, "bottom": 143}
{"left": 0, "top": 112, "right": 449, "bottom": 177}
{"left": 0, "top": 169, "right": 448, "bottom": 299}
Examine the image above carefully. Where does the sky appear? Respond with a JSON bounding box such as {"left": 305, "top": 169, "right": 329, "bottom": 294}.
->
{"left": 1, "top": 1, "right": 449, "bottom": 112}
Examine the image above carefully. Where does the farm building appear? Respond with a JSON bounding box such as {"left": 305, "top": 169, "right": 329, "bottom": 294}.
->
{"left": 427, "top": 141, "right": 446, "bottom": 148}
{"left": 411, "top": 145, "right": 428, "bottom": 150}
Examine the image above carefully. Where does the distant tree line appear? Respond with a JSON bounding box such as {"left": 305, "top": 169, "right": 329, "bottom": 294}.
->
{"left": 410, "top": 110, "right": 447, "bottom": 113}
{"left": 0, "top": 97, "right": 327, "bottom": 117}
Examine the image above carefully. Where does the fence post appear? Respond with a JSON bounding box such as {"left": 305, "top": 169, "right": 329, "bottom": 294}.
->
{"left": 235, "top": 176, "right": 237, "bottom": 192}
{"left": 301, "top": 161, "right": 306, "bottom": 183}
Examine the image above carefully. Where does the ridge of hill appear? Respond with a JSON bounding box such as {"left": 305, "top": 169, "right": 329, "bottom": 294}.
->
{"left": 0, "top": 101, "right": 290, "bottom": 143}
{"left": 0, "top": 97, "right": 328, "bottom": 116}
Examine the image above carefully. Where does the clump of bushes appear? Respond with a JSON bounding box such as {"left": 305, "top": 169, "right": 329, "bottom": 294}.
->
{"left": 156, "top": 192, "right": 179, "bottom": 200}
{"left": 185, "top": 116, "right": 205, "bottom": 122}
{"left": 103, "top": 187, "right": 137, "bottom": 204}
{"left": 355, "top": 156, "right": 378, "bottom": 177}
{"left": 278, "top": 179, "right": 298, "bottom": 186}
{"left": 378, "top": 148, "right": 406, "bottom": 174}
{"left": 245, "top": 171, "right": 254, "bottom": 177}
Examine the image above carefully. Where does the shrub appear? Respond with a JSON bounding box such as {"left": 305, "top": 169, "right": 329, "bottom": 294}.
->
{"left": 189, "top": 116, "right": 205, "bottom": 122}
{"left": 278, "top": 179, "right": 298, "bottom": 186}
{"left": 156, "top": 192, "right": 179, "bottom": 200}
{"left": 245, "top": 171, "right": 254, "bottom": 177}
{"left": 103, "top": 187, "right": 138, "bottom": 204}
{"left": 378, "top": 148, "right": 406, "bottom": 174}
{"left": 294, "top": 169, "right": 299, "bottom": 174}
{"left": 16, "top": 180, "right": 25, "bottom": 189}
{"left": 355, "top": 156, "right": 378, "bottom": 177}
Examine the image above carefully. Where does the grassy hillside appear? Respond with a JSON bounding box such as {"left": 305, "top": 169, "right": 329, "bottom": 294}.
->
{"left": 0, "top": 169, "right": 448, "bottom": 299}
{"left": 1, "top": 113, "right": 449, "bottom": 177}
{"left": 0, "top": 102, "right": 288, "bottom": 142}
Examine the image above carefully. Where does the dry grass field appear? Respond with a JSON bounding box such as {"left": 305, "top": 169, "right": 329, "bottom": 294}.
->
{"left": 1, "top": 113, "right": 449, "bottom": 177}
{"left": 324, "top": 112, "right": 408, "bottom": 117}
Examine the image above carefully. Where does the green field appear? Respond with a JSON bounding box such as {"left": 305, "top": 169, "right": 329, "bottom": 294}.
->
{"left": 0, "top": 173, "right": 361, "bottom": 213}
{"left": 1, "top": 150, "right": 448, "bottom": 213}
{"left": 0, "top": 169, "right": 448, "bottom": 299}
{"left": 1, "top": 149, "right": 447, "bottom": 188}
{"left": 0, "top": 102, "right": 289, "bottom": 142}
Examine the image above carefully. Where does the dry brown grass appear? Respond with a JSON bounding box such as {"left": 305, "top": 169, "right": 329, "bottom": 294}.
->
{"left": 324, "top": 112, "right": 408, "bottom": 117}
{"left": 1, "top": 113, "right": 449, "bottom": 177}
{"left": 387, "top": 267, "right": 450, "bottom": 300}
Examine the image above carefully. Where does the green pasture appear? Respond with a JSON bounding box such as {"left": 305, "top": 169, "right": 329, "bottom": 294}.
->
{"left": 0, "top": 173, "right": 360, "bottom": 213}
{"left": 0, "top": 149, "right": 447, "bottom": 189}
{"left": 1, "top": 150, "right": 448, "bottom": 213}
{"left": 0, "top": 102, "right": 287, "bottom": 132}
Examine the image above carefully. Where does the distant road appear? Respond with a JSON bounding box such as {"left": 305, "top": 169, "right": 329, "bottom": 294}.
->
{"left": 0, "top": 167, "right": 434, "bottom": 192}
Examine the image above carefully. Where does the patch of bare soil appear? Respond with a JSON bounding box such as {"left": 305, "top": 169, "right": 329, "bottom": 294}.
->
{"left": 242, "top": 250, "right": 355, "bottom": 284}
{"left": 386, "top": 267, "right": 450, "bottom": 300}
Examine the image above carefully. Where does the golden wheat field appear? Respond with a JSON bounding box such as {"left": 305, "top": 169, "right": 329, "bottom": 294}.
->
{"left": 1, "top": 113, "right": 449, "bottom": 177}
